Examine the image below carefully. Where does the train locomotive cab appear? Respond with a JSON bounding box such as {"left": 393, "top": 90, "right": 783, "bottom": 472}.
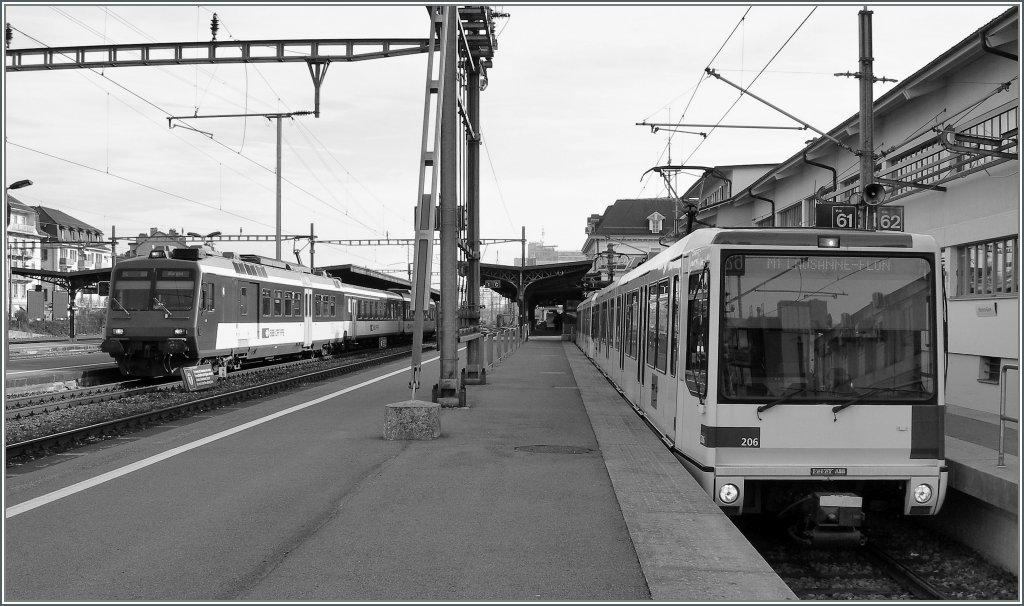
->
{"left": 101, "top": 249, "right": 203, "bottom": 377}
{"left": 577, "top": 228, "right": 948, "bottom": 546}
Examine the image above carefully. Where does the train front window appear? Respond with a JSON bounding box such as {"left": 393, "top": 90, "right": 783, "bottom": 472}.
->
{"left": 720, "top": 254, "right": 936, "bottom": 403}
{"left": 111, "top": 269, "right": 152, "bottom": 311}
{"left": 154, "top": 269, "right": 195, "bottom": 311}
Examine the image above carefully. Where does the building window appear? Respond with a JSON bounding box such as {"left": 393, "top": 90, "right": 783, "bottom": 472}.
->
{"left": 979, "top": 356, "right": 1002, "bottom": 384}
{"left": 956, "top": 236, "right": 1018, "bottom": 296}
{"left": 647, "top": 212, "right": 665, "bottom": 233}
{"left": 778, "top": 202, "right": 803, "bottom": 227}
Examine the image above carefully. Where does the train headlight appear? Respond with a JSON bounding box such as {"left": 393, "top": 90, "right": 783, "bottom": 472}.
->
{"left": 913, "top": 483, "right": 933, "bottom": 504}
{"left": 173, "top": 328, "right": 186, "bottom": 336}
{"left": 719, "top": 484, "right": 740, "bottom": 504}
{"left": 112, "top": 328, "right": 125, "bottom": 335}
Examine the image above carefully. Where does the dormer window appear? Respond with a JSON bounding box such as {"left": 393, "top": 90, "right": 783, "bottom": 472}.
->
{"left": 647, "top": 212, "right": 665, "bottom": 234}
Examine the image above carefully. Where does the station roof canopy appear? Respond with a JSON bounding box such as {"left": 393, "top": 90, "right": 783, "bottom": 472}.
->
{"left": 319, "top": 264, "right": 441, "bottom": 301}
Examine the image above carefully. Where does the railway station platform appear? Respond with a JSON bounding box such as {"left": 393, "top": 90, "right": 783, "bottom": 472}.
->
{"left": 6, "top": 336, "right": 796, "bottom": 601}
{"left": 5, "top": 336, "right": 1018, "bottom": 597}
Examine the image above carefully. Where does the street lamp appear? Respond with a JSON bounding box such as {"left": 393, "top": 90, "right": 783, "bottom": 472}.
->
{"left": 6, "top": 179, "right": 34, "bottom": 323}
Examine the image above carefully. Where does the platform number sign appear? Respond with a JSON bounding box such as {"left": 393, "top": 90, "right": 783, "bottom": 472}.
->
{"left": 876, "top": 206, "right": 904, "bottom": 232}
{"left": 831, "top": 205, "right": 858, "bottom": 230}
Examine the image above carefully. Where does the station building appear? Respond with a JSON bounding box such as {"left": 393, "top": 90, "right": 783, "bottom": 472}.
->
{"left": 605, "top": 7, "right": 1019, "bottom": 417}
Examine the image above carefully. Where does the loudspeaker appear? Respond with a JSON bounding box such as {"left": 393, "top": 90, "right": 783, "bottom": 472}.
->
{"left": 862, "top": 182, "right": 886, "bottom": 206}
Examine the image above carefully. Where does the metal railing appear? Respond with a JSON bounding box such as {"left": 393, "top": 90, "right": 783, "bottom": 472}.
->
{"left": 998, "top": 363, "right": 1019, "bottom": 468}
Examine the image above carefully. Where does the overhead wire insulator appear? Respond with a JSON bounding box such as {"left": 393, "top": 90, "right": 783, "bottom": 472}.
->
{"left": 210, "top": 13, "right": 219, "bottom": 42}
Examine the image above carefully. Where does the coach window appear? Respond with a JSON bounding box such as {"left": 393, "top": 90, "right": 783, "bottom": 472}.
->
{"left": 200, "top": 282, "right": 215, "bottom": 312}
{"left": 315, "top": 295, "right": 322, "bottom": 317}
{"left": 273, "top": 290, "right": 283, "bottom": 316}
{"left": 262, "top": 288, "right": 271, "bottom": 317}
{"left": 294, "top": 292, "right": 302, "bottom": 317}
{"left": 240, "top": 286, "right": 248, "bottom": 316}
{"left": 284, "top": 292, "right": 293, "bottom": 316}
{"left": 684, "top": 267, "right": 710, "bottom": 396}
{"left": 330, "top": 296, "right": 337, "bottom": 317}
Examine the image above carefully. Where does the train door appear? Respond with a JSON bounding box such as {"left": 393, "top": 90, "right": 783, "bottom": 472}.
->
{"left": 615, "top": 293, "right": 625, "bottom": 386}
{"left": 605, "top": 298, "right": 613, "bottom": 361}
{"left": 618, "top": 289, "right": 640, "bottom": 405}
{"left": 674, "top": 252, "right": 714, "bottom": 475}
{"left": 240, "top": 281, "right": 259, "bottom": 345}
{"left": 303, "top": 288, "right": 313, "bottom": 346}
{"left": 645, "top": 268, "right": 682, "bottom": 439}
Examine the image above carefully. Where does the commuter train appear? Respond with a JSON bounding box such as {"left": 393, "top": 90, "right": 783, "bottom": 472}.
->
{"left": 577, "top": 227, "right": 947, "bottom": 544}
{"left": 100, "top": 246, "right": 436, "bottom": 378}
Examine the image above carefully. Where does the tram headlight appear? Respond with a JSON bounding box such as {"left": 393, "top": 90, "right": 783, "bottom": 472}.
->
{"left": 719, "top": 484, "right": 740, "bottom": 504}
{"left": 913, "top": 483, "right": 933, "bottom": 504}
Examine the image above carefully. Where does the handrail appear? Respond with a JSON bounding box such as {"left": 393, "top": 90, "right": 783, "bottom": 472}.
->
{"left": 998, "top": 363, "right": 1019, "bottom": 467}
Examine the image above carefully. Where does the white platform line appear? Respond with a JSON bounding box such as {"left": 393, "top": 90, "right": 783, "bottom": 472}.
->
{"left": 6, "top": 355, "right": 439, "bottom": 519}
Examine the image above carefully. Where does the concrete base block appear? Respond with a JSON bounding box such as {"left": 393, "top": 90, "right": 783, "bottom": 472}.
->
{"left": 437, "top": 396, "right": 461, "bottom": 408}
{"left": 383, "top": 400, "right": 441, "bottom": 440}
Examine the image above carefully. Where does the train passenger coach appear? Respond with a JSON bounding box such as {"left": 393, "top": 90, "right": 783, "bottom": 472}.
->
{"left": 100, "top": 246, "right": 435, "bottom": 378}
{"left": 577, "top": 227, "right": 947, "bottom": 544}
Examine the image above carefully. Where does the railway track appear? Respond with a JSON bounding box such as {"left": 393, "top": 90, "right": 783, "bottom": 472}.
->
{"left": 740, "top": 514, "right": 1015, "bottom": 600}
{"left": 4, "top": 345, "right": 419, "bottom": 419}
{"left": 5, "top": 380, "right": 177, "bottom": 420}
{"left": 6, "top": 345, "right": 432, "bottom": 461}
{"left": 862, "top": 542, "right": 946, "bottom": 600}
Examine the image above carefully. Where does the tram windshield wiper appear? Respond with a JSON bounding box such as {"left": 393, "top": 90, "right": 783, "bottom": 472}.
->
{"left": 757, "top": 384, "right": 813, "bottom": 419}
{"left": 831, "top": 380, "right": 929, "bottom": 418}
{"left": 152, "top": 298, "right": 174, "bottom": 317}
{"left": 110, "top": 297, "right": 131, "bottom": 317}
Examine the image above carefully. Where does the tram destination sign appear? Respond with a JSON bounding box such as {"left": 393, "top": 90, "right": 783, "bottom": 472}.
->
{"left": 815, "top": 204, "right": 858, "bottom": 230}
{"left": 814, "top": 204, "right": 905, "bottom": 232}
{"left": 875, "top": 206, "right": 905, "bottom": 232}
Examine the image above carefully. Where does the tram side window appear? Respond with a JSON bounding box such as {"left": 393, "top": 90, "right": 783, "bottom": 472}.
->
{"left": 610, "top": 298, "right": 617, "bottom": 349}
{"left": 684, "top": 269, "right": 710, "bottom": 396}
{"left": 262, "top": 289, "right": 271, "bottom": 317}
{"left": 655, "top": 280, "right": 670, "bottom": 373}
{"left": 646, "top": 283, "right": 659, "bottom": 368}
{"left": 621, "top": 293, "right": 631, "bottom": 358}
{"left": 670, "top": 275, "right": 680, "bottom": 377}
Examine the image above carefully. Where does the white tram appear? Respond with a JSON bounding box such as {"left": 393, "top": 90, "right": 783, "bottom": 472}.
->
{"left": 577, "top": 227, "right": 947, "bottom": 543}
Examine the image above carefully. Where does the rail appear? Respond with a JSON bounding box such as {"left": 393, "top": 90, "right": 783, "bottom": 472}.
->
{"left": 997, "top": 363, "right": 1019, "bottom": 468}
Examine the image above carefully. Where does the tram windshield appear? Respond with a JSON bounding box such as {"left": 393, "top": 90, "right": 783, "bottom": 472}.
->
{"left": 719, "top": 254, "right": 936, "bottom": 403}
{"left": 111, "top": 268, "right": 196, "bottom": 312}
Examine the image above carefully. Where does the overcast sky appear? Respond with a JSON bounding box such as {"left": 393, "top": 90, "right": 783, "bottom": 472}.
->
{"left": 3, "top": 2, "right": 1015, "bottom": 275}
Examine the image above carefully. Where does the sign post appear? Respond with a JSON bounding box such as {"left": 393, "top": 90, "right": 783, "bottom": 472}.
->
{"left": 181, "top": 363, "right": 217, "bottom": 392}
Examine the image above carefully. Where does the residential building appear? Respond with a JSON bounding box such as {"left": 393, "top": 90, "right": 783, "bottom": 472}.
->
{"left": 581, "top": 198, "right": 680, "bottom": 281}
{"left": 35, "top": 206, "right": 112, "bottom": 311}
{"left": 124, "top": 227, "right": 188, "bottom": 259}
{"left": 678, "top": 7, "right": 1018, "bottom": 417}
{"left": 5, "top": 195, "right": 47, "bottom": 318}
